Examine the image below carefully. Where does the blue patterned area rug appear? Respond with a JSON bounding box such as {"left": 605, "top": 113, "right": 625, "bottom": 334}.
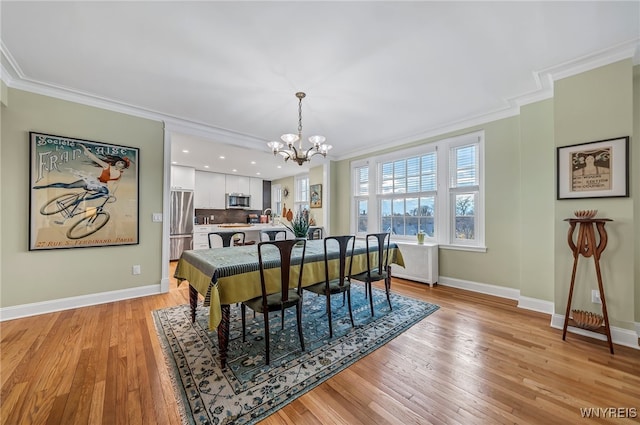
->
{"left": 153, "top": 285, "right": 439, "bottom": 425}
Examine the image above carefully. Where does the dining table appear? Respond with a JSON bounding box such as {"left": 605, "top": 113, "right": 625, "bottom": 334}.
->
{"left": 174, "top": 238, "right": 405, "bottom": 368}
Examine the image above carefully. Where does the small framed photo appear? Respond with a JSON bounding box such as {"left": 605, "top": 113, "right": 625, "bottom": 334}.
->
{"left": 557, "top": 136, "right": 629, "bottom": 200}
{"left": 310, "top": 184, "right": 322, "bottom": 208}
{"left": 29, "top": 132, "right": 139, "bottom": 250}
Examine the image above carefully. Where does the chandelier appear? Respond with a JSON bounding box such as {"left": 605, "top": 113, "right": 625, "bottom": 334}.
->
{"left": 267, "top": 92, "right": 332, "bottom": 166}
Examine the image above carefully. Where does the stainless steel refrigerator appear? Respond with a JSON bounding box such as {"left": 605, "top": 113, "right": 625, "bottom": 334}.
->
{"left": 170, "top": 190, "right": 194, "bottom": 260}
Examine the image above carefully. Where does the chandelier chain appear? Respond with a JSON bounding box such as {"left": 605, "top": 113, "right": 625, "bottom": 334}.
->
{"left": 297, "top": 96, "right": 303, "bottom": 139}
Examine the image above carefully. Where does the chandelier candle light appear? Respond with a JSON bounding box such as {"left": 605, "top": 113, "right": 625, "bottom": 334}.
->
{"left": 267, "top": 92, "right": 332, "bottom": 165}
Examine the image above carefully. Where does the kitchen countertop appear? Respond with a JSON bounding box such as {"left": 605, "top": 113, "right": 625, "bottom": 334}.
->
{"left": 194, "top": 223, "right": 290, "bottom": 232}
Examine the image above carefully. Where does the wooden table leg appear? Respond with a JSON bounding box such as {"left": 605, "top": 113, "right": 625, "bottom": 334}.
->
{"left": 189, "top": 284, "right": 198, "bottom": 323}
{"left": 218, "top": 304, "right": 230, "bottom": 368}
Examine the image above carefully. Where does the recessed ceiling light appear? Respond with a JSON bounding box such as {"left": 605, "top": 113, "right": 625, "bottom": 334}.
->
{"left": 182, "top": 149, "right": 189, "bottom": 153}
{"left": 250, "top": 161, "right": 256, "bottom": 165}
{"left": 277, "top": 165, "right": 282, "bottom": 169}
{"left": 172, "top": 161, "right": 177, "bottom": 164}
{"left": 232, "top": 169, "right": 237, "bottom": 172}
{"left": 219, "top": 156, "right": 225, "bottom": 159}
{"left": 256, "top": 172, "right": 261, "bottom": 175}
{"left": 204, "top": 165, "right": 209, "bottom": 168}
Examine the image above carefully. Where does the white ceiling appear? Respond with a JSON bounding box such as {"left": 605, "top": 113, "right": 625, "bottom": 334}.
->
{"left": 2, "top": 1, "right": 639, "bottom": 180}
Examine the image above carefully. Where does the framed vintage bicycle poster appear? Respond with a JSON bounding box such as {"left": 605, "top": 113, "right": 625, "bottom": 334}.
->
{"left": 29, "top": 132, "right": 140, "bottom": 250}
{"left": 556, "top": 136, "right": 629, "bottom": 200}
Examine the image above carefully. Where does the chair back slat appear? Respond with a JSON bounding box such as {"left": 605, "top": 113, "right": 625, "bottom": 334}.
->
{"left": 324, "top": 235, "right": 355, "bottom": 288}
{"left": 257, "top": 238, "right": 306, "bottom": 306}
{"left": 366, "top": 232, "right": 390, "bottom": 277}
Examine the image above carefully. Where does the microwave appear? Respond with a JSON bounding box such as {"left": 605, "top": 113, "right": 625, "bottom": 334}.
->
{"left": 226, "top": 193, "right": 251, "bottom": 209}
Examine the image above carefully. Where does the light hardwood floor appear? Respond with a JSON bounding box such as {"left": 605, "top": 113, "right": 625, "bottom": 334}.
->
{"left": 2, "top": 263, "right": 639, "bottom": 424}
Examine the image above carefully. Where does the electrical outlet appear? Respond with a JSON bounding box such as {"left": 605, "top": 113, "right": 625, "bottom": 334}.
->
{"left": 132, "top": 265, "right": 141, "bottom": 275}
{"left": 152, "top": 213, "right": 163, "bottom": 222}
{"left": 591, "top": 289, "right": 602, "bottom": 304}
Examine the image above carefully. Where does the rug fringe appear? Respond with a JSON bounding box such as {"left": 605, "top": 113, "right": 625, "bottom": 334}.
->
{"left": 152, "top": 311, "right": 192, "bottom": 425}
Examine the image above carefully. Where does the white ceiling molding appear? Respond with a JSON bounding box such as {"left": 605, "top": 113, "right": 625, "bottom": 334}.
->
{"left": 333, "top": 38, "right": 639, "bottom": 161}
{"left": 541, "top": 38, "right": 640, "bottom": 83}
{"left": 2, "top": 38, "right": 639, "bottom": 166}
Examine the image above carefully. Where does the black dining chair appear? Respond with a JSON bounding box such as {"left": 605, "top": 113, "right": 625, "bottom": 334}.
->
{"left": 241, "top": 238, "right": 307, "bottom": 365}
{"left": 208, "top": 231, "right": 245, "bottom": 248}
{"left": 303, "top": 235, "right": 355, "bottom": 338}
{"left": 261, "top": 229, "right": 287, "bottom": 241}
{"left": 349, "top": 232, "right": 392, "bottom": 316}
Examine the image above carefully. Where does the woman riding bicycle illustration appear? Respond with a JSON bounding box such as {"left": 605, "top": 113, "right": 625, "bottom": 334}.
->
{"left": 34, "top": 143, "right": 130, "bottom": 198}
{"left": 33, "top": 143, "right": 131, "bottom": 239}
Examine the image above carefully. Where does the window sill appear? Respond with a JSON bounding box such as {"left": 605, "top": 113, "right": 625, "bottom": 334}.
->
{"left": 439, "top": 244, "right": 487, "bottom": 253}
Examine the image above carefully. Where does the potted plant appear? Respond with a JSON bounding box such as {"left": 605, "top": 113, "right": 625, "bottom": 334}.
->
{"left": 283, "top": 209, "right": 310, "bottom": 240}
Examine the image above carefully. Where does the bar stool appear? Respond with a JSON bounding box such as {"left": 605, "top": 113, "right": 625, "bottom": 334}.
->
{"left": 261, "top": 229, "right": 287, "bottom": 241}
{"left": 307, "top": 227, "right": 323, "bottom": 240}
{"left": 208, "top": 231, "right": 246, "bottom": 248}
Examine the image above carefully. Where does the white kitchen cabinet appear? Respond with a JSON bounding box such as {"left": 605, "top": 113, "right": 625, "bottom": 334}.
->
{"left": 171, "top": 165, "right": 195, "bottom": 190}
{"left": 250, "top": 177, "right": 263, "bottom": 210}
{"left": 195, "top": 171, "right": 225, "bottom": 209}
{"left": 193, "top": 225, "right": 216, "bottom": 250}
{"left": 225, "top": 175, "right": 251, "bottom": 195}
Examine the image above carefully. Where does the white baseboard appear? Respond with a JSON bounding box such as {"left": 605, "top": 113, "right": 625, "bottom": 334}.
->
{"left": 550, "top": 314, "right": 640, "bottom": 350}
{"left": 518, "top": 295, "right": 555, "bottom": 315}
{"left": 439, "top": 276, "right": 520, "bottom": 300}
{"left": 440, "top": 275, "right": 638, "bottom": 350}
{"left": 0, "top": 284, "right": 163, "bottom": 322}
{"left": 160, "top": 277, "right": 170, "bottom": 293}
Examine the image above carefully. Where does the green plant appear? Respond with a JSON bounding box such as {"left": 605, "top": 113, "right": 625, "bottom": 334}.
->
{"left": 283, "top": 210, "right": 310, "bottom": 238}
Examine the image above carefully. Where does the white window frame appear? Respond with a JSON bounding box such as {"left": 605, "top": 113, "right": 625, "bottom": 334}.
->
{"left": 294, "top": 174, "right": 309, "bottom": 213}
{"left": 351, "top": 131, "right": 485, "bottom": 251}
{"left": 352, "top": 160, "right": 373, "bottom": 237}
{"left": 271, "top": 184, "right": 282, "bottom": 218}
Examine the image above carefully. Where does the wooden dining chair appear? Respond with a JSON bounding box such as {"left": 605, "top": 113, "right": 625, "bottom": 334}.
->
{"left": 261, "top": 229, "right": 287, "bottom": 241}
{"left": 208, "top": 231, "right": 245, "bottom": 248}
{"left": 304, "top": 235, "right": 355, "bottom": 338}
{"left": 241, "top": 238, "right": 307, "bottom": 365}
{"left": 349, "top": 232, "right": 392, "bottom": 316}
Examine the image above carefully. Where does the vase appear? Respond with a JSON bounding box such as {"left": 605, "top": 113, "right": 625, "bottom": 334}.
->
{"left": 417, "top": 232, "right": 425, "bottom": 245}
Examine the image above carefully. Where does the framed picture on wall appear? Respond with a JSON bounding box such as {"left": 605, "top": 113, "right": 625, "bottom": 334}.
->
{"left": 556, "top": 136, "right": 629, "bottom": 200}
{"left": 29, "top": 132, "right": 140, "bottom": 250}
{"left": 310, "top": 184, "right": 322, "bottom": 208}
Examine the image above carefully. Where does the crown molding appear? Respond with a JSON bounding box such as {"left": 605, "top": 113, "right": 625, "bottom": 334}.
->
{"left": 3, "top": 38, "right": 638, "bottom": 163}
{"left": 542, "top": 38, "right": 639, "bottom": 82}
{"left": 334, "top": 38, "right": 640, "bottom": 162}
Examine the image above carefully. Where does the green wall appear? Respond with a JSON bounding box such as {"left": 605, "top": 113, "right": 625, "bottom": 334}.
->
{"left": 270, "top": 175, "right": 295, "bottom": 217}
{"left": 519, "top": 99, "right": 555, "bottom": 301}
{"left": 1, "top": 61, "right": 636, "bottom": 333}
{"left": 331, "top": 60, "right": 637, "bottom": 331}
{"left": 1, "top": 88, "right": 164, "bottom": 307}
{"left": 553, "top": 60, "right": 635, "bottom": 329}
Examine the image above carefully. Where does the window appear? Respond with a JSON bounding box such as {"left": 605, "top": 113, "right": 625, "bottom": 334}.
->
{"left": 379, "top": 153, "right": 437, "bottom": 238}
{"left": 354, "top": 165, "right": 369, "bottom": 233}
{"left": 352, "top": 131, "right": 484, "bottom": 250}
{"left": 271, "top": 184, "right": 282, "bottom": 217}
{"left": 294, "top": 175, "right": 309, "bottom": 213}
{"left": 450, "top": 143, "right": 479, "bottom": 243}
